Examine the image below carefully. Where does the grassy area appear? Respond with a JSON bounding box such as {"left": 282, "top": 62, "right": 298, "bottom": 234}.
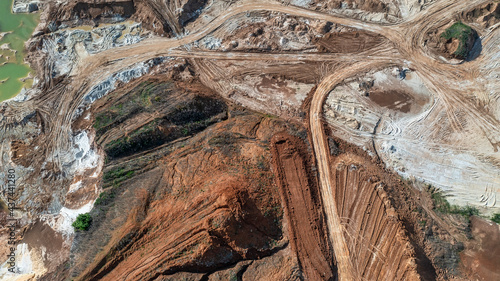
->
{"left": 102, "top": 166, "right": 135, "bottom": 187}
{"left": 440, "top": 21, "right": 475, "bottom": 58}
{"left": 72, "top": 213, "right": 92, "bottom": 231}
{"left": 95, "top": 81, "right": 227, "bottom": 158}
{"left": 431, "top": 189, "right": 479, "bottom": 218}
{"left": 492, "top": 213, "right": 500, "bottom": 224}
{"left": 94, "top": 186, "right": 119, "bottom": 206}
{"left": 105, "top": 121, "right": 165, "bottom": 158}
{"left": 93, "top": 82, "right": 171, "bottom": 135}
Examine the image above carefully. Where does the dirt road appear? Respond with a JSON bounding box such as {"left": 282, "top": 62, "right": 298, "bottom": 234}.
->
{"left": 3, "top": 0, "right": 498, "bottom": 279}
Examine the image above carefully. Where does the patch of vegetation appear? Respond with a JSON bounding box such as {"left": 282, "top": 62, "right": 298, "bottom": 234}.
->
{"left": 72, "top": 213, "right": 92, "bottom": 231}
{"left": 140, "top": 83, "right": 155, "bottom": 107}
{"left": 167, "top": 96, "right": 226, "bottom": 126}
{"left": 208, "top": 132, "right": 243, "bottom": 146}
{"left": 93, "top": 82, "right": 172, "bottom": 136}
{"left": 103, "top": 94, "right": 228, "bottom": 158}
{"left": 94, "top": 189, "right": 117, "bottom": 206}
{"left": 440, "top": 21, "right": 476, "bottom": 58}
{"left": 105, "top": 120, "right": 166, "bottom": 158}
{"left": 262, "top": 113, "right": 277, "bottom": 119}
{"left": 491, "top": 213, "right": 500, "bottom": 224}
{"left": 103, "top": 166, "right": 135, "bottom": 184}
{"left": 431, "top": 189, "right": 479, "bottom": 218}
{"left": 93, "top": 114, "right": 113, "bottom": 131}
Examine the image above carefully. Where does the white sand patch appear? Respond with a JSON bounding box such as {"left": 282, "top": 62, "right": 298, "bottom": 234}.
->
{"left": 40, "top": 201, "right": 94, "bottom": 237}
{"left": 0, "top": 243, "right": 35, "bottom": 280}
{"left": 290, "top": 0, "right": 312, "bottom": 7}
{"left": 72, "top": 131, "right": 99, "bottom": 175}
{"left": 68, "top": 180, "right": 82, "bottom": 193}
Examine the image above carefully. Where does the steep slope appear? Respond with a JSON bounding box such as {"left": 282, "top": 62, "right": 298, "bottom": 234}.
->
{"left": 48, "top": 73, "right": 315, "bottom": 280}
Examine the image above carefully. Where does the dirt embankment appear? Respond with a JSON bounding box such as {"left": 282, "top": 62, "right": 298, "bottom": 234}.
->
{"left": 43, "top": 0, "right": 175, "bottom": 36}
{"left": 42, "top": 69, "right": 317, "bottom": 280}
{"left": 460, "top": 2, "right": 500, "bottom": 28}
{"left": 322, "top": 133, "right": 480, "bottom": 280}
{"left": 314, "top": 30, "right": 386, "bottom": 53}
{"left": 271, "top": 133, "right": 336, "bottom": 281}
{"left": 326, "top": 145, "right": 421, "bottom": 280}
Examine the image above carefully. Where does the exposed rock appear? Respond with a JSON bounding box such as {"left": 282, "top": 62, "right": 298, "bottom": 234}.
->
{"left": 12, "top": 0, "right": 40, "bottom": 13}
{"left": 41, "top": 22, "right": 144, "bottom": 78}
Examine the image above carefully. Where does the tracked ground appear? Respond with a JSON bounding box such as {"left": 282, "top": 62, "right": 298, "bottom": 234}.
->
{"left": 0, "top": 0, "right": 499, "bottom": 280}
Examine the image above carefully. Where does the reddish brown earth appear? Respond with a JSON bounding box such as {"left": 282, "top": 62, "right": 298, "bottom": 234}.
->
{"left": 271, "top": 133, "right": 335, "bottom": 281}
{"left": 460, "top": 216, "right": 500, "bottom": 281}
{"left": 70, "top": 113, "right": 296, "bottom": 280}
{"left": 315, "top": 30, "right": 386, "bottom": 53}
{"left": 368, "top": 89, "right": 414, "bottom": 113}
{"left": 53, "top": 71, "right": 317, "bottom": 280}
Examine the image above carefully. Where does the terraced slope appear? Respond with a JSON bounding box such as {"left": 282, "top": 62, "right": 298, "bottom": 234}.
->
{"left": 332, "top": 156, "right": 419, "bottom": 280}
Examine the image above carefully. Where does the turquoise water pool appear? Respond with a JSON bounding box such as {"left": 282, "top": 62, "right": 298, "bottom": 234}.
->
{"left": 0, "top": 0, "right": 39, "bottom": 101}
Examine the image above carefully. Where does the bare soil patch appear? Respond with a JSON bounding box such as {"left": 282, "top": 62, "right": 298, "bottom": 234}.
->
{"left": 368, "top": 89, "right": 414, "bottom": 113}
{"left": 315, "top": 30, "right": 386, "bottom": 53}
{"left": 461, "top": 216, "right": 500, "bottom": 281}
{"left": 271, "top": 132, "right": 336, "bottom": 281}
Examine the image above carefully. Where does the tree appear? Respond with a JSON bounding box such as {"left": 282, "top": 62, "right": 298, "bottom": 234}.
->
{"left": 72, "top": 213, "right": 92, "bottom": 231}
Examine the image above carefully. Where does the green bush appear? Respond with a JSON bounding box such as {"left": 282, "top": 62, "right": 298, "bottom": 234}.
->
{"left": 492, "top": 213, "right": 500, "bottom": 224}
{"left": 431, "top": 190, "right": 479, "bottom": 218}
{"left": 72, "top": 213, "right": 92, "bottom": 231}
{"left": 440, "top": 21, "right": 475, "bottom": 58}
{"left": 94, "top": 190, "right": 116, "bottom": 206}
{"left": 103, "top": 167, "right": 134, "bottom": 183}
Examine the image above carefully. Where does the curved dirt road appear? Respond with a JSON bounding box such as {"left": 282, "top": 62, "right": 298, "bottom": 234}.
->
{"left": 2, "top": 0, "right": 498, "bottom": 280}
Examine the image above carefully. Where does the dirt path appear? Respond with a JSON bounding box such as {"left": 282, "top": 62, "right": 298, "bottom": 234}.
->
{"left": 271, "top": 133, "right": 335, "bottom": 280}
{"left": 309, "top": 61, "right": 394, "bottom": 281}
{"left": 3, "top": 0, "right": 498, "bottom": 279}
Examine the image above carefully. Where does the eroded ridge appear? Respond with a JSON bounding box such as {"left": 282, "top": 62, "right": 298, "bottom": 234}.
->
{"left": 271, "top": 133, "right": 335, "bottom": 281}
{"left": 331, "top": 155, "right": 420, "bottom": 280}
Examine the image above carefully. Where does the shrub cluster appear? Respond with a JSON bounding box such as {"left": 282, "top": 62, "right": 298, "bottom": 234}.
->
{"left": 72, "top": 213, "right": 92, "bottom": 231}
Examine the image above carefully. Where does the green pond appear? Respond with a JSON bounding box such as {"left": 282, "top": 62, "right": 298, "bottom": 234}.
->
{"left": 0, "top": 0, "right": 39, "bottom": 102}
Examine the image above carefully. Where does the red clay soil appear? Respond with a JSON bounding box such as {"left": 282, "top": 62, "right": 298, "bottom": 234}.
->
{"left": 329, "top": 153, "right": 420, "bottom": 280}
{"left": 271, "top": 132, "right": 336, "bottom": 281}
{"left": 69, "top": 114, "right": 301, "bottom": 281}
{"left": 460, "top": 216, "right": 500, "bottom": 281}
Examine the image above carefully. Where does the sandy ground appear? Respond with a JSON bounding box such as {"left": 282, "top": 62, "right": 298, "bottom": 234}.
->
{"left": 0, "top": 0, "right": 498, "bottom": 279}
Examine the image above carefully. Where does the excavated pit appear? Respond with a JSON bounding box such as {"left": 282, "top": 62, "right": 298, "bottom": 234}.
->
{"left": 72, "top": 1, "right": 136, "bottom": 21}
{"left": 367, "top": 89, "right": 414, "bottom": 113}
